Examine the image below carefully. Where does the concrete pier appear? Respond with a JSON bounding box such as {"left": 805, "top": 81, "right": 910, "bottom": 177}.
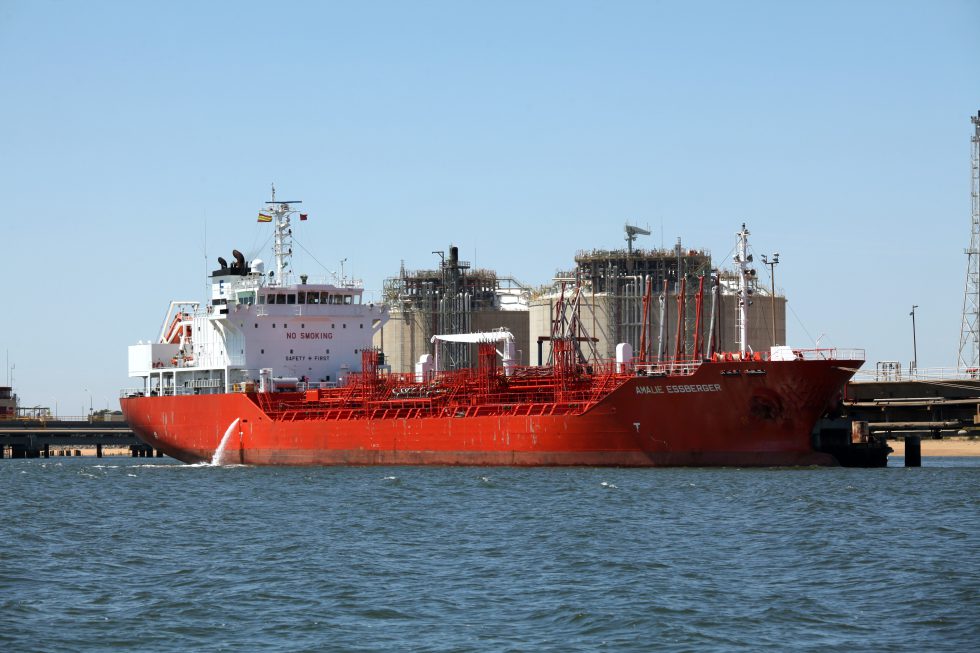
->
{"left": 0, "top": 419, "right": 149, "bottom": 459}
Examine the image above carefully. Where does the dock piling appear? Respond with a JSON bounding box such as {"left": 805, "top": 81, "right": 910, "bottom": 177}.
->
{"left": 905, "top": 435, "right": 922, "bottom": 467}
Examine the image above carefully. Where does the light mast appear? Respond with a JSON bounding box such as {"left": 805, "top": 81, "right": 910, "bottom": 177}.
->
{"left": 734, "top": 223, "right": 753, "bottom": 355}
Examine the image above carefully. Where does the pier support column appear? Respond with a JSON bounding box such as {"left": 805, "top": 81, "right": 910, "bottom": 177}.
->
{"left": 130, "top": 446, "right": 138, "bottom": 457}
{"left": 96, "top": 444, "right": 103, "bottom": 458}
{"left": 905, "top": 435, "right": 921, "bottom": 467}
{"left": 156, "top": 449, "right": 164, "bottom": 458}
{"left": 14, "top": 446, "right": 41, "bottom": 458}
{"left": 43, "top": 444, "right": 50, "bottom": 458}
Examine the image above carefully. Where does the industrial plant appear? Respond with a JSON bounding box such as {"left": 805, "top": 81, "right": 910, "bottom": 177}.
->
{"left": 374, "top": 225, "right": 787, "bottom": 374}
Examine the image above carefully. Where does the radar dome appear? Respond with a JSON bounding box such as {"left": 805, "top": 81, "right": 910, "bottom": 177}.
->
{"left": 251, "top": 258, "right": 265, "bottom": 275}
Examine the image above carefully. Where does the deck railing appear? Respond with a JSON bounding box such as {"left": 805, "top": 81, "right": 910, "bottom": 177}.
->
{"left": 851, "top": 366, "right": 980, "bottom": 383}
{"left": 795, "top": 348, "right": 866, "bottom": 361}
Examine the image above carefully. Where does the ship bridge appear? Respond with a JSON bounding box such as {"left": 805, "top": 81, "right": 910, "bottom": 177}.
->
{"left": 125, "top": 189, "right": 387, "bottom": 399}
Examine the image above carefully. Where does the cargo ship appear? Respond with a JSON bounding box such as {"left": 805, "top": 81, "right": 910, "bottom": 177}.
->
{"left": 120, "top": 192, "right": 868, "bottom": 466}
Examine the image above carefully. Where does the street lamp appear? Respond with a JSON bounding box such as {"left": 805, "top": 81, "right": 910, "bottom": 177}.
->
{"left": 83, "top": 388, "right": 93, "bottom": 417}
{"left": 910, "top": 305, "right": 919, "bottom": 372}
{"left": 761, "top": 253, "right": 780, "bottom": 346}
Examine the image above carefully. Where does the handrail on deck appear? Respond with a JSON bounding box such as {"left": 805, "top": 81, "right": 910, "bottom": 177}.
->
{"left": 851, "top": 366, "right": 980, "bottom": 383}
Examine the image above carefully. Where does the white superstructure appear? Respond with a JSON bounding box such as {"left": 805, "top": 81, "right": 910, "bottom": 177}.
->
{"left": 126, "top": 190, "right": 388, "bottom": 397}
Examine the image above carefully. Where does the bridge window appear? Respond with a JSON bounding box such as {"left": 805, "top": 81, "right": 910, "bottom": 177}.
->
{"left": 287, "top": 294, "right": 296, "bottom": 304}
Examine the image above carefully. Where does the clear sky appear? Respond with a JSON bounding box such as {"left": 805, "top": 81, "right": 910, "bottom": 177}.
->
{"left": 1, "top": 0, "right": 978, "bottom": 415}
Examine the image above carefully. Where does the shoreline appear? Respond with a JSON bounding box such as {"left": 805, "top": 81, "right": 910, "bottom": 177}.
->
{"left": 18, "top": 440, "right": 980, "bottom": 459}
{"left": 884, "top": 437, "right": 980, "bottom": 457}
{"left": 32, "top": 446, "right": 139, "bottom": 458}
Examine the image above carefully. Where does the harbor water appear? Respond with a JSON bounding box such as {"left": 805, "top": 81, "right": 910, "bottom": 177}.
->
{"left": 2, "top": 458, "right": 978, "bottom": 652}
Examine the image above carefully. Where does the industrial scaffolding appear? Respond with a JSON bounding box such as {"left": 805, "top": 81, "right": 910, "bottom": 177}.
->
{"left": 535, "top": 234, "right": 778, "bottom": 364}
{"left": 557, "top": 240, "right": 714, "bottom": 359}
{"left": 383, "top": 246, "right": 529, "bottom": 370}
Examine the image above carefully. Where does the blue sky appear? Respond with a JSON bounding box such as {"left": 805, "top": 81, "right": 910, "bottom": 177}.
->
{"left": 0, "top": 0, "right": 977, "bottom": 414}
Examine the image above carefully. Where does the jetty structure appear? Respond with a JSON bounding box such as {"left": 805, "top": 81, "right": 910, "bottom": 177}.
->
{"left": 840, "top": 110, "right": 980, "bottom": 454}
{"left": 0, "top": 387, "right": 150, "bottom": 458}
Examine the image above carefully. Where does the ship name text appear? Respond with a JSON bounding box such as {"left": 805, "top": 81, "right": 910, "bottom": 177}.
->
{"left": 636, "top": 383, "right": 722, "bottom": 395}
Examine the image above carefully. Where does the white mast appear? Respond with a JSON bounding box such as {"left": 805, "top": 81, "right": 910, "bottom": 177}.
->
{"left": 735, "top": 223, "right": 752, "bottom": 355}
{"left": 265, "top": 183, "right": 302, "bottom": 286}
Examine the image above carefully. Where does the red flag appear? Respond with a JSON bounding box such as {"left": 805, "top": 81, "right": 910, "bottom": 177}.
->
{"left": 299, "top": 213, "right": 308, "bottom": 221}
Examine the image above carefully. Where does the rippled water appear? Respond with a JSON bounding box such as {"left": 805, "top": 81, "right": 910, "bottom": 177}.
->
{"left": 2, "top": 457, "right": 978, "bottom": 652}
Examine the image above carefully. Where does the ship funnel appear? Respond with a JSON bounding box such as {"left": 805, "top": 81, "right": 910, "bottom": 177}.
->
{"left": 217, "top": 256, "right": 228, "bottom": 269}
{"left": 232, "top": 249, "right": 246, "bottom": 272}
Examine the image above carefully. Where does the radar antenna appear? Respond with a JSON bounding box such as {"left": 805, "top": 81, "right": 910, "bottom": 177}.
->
{"left": 624, "top": 223, "right": 651, "bottom": 256}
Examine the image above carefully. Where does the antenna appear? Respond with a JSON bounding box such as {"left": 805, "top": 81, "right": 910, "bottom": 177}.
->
{"left": 958, "top": 110, "right": 980, "bottom": 370}
{"left": 624, "top": 223, "right": 651, "bottom": 256}
{"left": 262, "top": 183, "right": 303, "bottom": 285}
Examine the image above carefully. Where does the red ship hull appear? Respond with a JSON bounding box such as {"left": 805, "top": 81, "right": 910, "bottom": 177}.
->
{"left": 120, "top": 357, "right": 860, "bottom": 467}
